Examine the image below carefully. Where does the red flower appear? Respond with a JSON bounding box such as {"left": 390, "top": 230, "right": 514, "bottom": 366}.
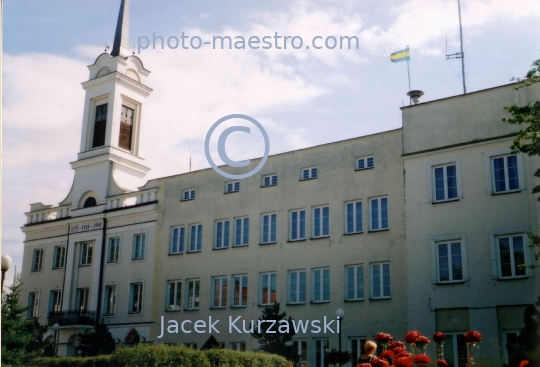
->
{"left": 519, "top": 361, "right": 530, "bottom": 367}
{"left": 413, "top": 355, "right": 431, "bottom": 365}
{"left": 416, "top": 336, "right": 430, "bottom": 349}
{"left": 394, "top": 355, "right": 414, "bottom": 367}
{"left": 379, "top": 350, "right": 395, "bottom": 361}
{"left": 463, "top": 330, "right": 482, "bottom": 343}
{"left": 389, "top": 341, "right": 406, "bottom": 351}
{"left": 405, "top": 330, "right": 421, "bottom": 344}
{"left": 394, "top": 350, "right": 412, "bottom": 359}
{"left": 437, "top": 359, "right": 449, "bottom": 367}
{"left": 357, "top": 364, "right": 372, "bottom": 367}
{"left": 433, "top": 332, "right": 447, "bottom": 344}
{"left": 372, "top": 359, "right": 390, "bottom": 367}
{"left": 374, "top": 332, "right": 394, "bottom": 344}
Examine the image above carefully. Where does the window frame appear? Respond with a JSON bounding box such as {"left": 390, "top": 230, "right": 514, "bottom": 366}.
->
{"left": 128, "top": 282, "right": 144, "bottom": 314}
{"left": 32, "top": 248, "right": 44, "bottom": 272}
{"left": 181, "top": 189, "right": 196, "bottom": 201}
{"left": 490, "top": 231, "right": 531, "bottom": 279}
{"left": 301, "top": 166, "right": 318, "bottom": 180}
{"left": 27, "top": 291, "right": 40, "bottom": 319}
{"left": 103, "top": 284, "right": 117, "bottom": 316}
{"left": 262, "top": 174, "right": 278, "bottom": 187}
{"left": 259, "top": 272, "right": 277, "bottom": 306}
{"left": 311, "top": 268, "right": 330, "bottom": 303}
{"left": 288, "top": 270, "right": 307, "bottom": 305}
{"left": 432, "top": 162, "right": 460, "bottom": 203}
{"left": 430, "top": 235, "right": 469, "bottom": 284}
{"left": 80, "top": 242, "right": 93, "bottom": 266}
{"left": 312, "top": 205, "right": 330, "bottom": 238}
{"left": 349, "top": 337, "right": 368, "bottom": 367}
{"left": 234, "top": 217, "right": 249, "bottom": 247}
{"left": 231, "top": 274, "right": 248, "bottom": 307}
{"left": 48, "top": 290, "right": 62, "bottom": 314}
{"left": 132, "top": 233, "right": 146, "bottom": 260}
{"left": 370, "top": 262, "right": 391, "bottom": 299}
{"left": 77, "top": 288, "right": 90, "bottom": 312}
{"left": 214, "top": 220, "right": 230, "bottom": 249}
{"left": 52, "top": 246, "right": 66, "bottom": 270}
{"left": 345, "top": 265, "right": 364, "bottom": 301}
{"left": 502, "top": 330, "right": 521, "bottom": 366}
{"left": 226, "top": 181, "right": 240, "bottom": 193}
{"left": 442, "top": 332, "right": 468, "bottom": 367}
{"left": 490, "top": 154, "right": 523, "bottom": 194}
{"left": 369, "top": 196, "right": 389, "bottom": 231}
{"left": 107, "top": 237, "right": 120, "bottom": 263}
{"left": 170, "top": 226, "right": 186, "bottom": 254}
{"left": 230, "top": 341, "right": 247, "bottom": 351}
{"left": 188, "top": 224, "right": 203, "bottom": 252}
{"left": 289, "top": 209, "right": 306, "bottom": 241}
{"left": 344, "top": 200, "right": 363, "bottom": 234}
{"left": 313, "top": 338, "right": 330, "bottom": 367}
{"left": 211, "top": 276, "right": 228, "bottom": 308}
{"left": 166, "top": 280, "right": 182, "bottom": 311}
{"left": 260, "top": 213, "right": 277, "bottom": 244}
{"left": 186, "top": 278, "right": 200, "bottom": 310}
{"left": 356, "top": 156, "right": 374, "bottom": 171}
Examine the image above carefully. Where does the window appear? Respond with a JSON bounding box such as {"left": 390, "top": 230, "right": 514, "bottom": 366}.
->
{"left": 492, "top": 155, "right": 520, "bottom": 194}
{"left": 357, "top": 156, "right": 374, "bottom": 170}
{"left": 230, "top": 342, "right": 246, "bottom": 351}
{"left": 167, "top": 280, "right": 182, "bottom": 311}
{"left": 496, "top": 234, "right": 527, "bottom": 278}
{"left": 170, "top": 226, "right": 185, "bottom": 254}
{"left": 436, "top": 240, "right": 465, "bottom": 283}
{"left": 290, "top": 210, "right": 306, "bottom": 240}
{"left": 234, "top": 218, "right": 249, "bottom": 247}
{"left": 312, "top": 268, "right": 330, "bottom": 302}
{"left": 104, "top": 285, "right": 117, "bottom": 315}
{"left": 226, "top": 181, "right": 240, "bottom": 193}
{"left": 371, "top": 263, "right": 391, "bottom": 299}
{"left": 92, "top": 103, "right": 107, "bottom": 148}
{"left": 186, "top": 279, "right": 200, "bottom": 309}
{"left": 119, "top": 105, "right": 134, "bottom": 151}
{"left": 132, "top": 234, "right": 146, "bottom": 260}
{"left": 350, "top": 338, "right": 367, "bottom": 367}
{"left": 503, "top": 330, "right": 521, "bottom": 366}
{"left": 49, "top": 290, "right": 62, "bottom": 313}
{"left": 129, "top": 283, "right": 143, "bottom": 314}
{"left": 80, "top": 242, "right": 93, "bottom": 265}
{"left": 292, "top": 340, "right": 308, "bottom": 365}
{"left": 259, "top": 272, "right": 277, "bottom": 305}
{"left": 182, "top": 189, "right": 195, "bottom": 201}
{"left": 345, "top": 265, "right": 364, "bottom": 300}
{"left": 77, "top": 288, "right": 89, "bottom": 311}
{"left": 32, "top": 249, "right": 43, "bottom": 272}
{"left": 108, "top": 237, "right": 120, "bottom": 263}
{"left": 313, "top": 206, "right": 330, "bottom": 238}
{"left": 345, "top": 201, "right": 362, "bottom": 234}
{"left": 212, "top": 276, "right": 228, "bottom": 308}
{"left": 83, "top": 197, "right": 97, "bottom": 208}
{"left": 189, "top": 224, "right": 202, "bottom": 252}
{"left": 433, "top": 163, "right": 458, "bottom": 202}
{"left": 314, "top": 339, "right": 329, "bottom": 367}
{"left": 262, "top": 174, "right": 278, "bottom": 187}
{"left": 301, "top": 167, "right": 317, "bottom": 180}
{"left": 288, "top": 270, "right": 306, "bottom": 304}
{"left": 370, "top": 197, "right": 388, "bottom": 231}
{"left": 232, "top": 275, "right": 248, "bottom": 307}
{"left": 215, "top": 220, "right": 230, "bottom": 249}
{"left": 443, "top": 333, "right": 467, "bottom": 367}
{"left": 53, "top": 246, "right": 66, "bottom": 269}
{"left": 261, "top": 213, "right": 277, "bottom": 244}
{"left": 27, "top": 292, "right": 39, "bottom": 319}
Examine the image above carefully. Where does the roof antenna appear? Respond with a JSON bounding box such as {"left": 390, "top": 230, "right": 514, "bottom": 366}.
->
{"left": 446, "top": 0, "right": 466, "bottom": 94}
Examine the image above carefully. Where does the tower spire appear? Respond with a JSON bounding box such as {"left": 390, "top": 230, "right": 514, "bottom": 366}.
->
{"left": 110, "top": 0, "right": 130, "bottom": 57}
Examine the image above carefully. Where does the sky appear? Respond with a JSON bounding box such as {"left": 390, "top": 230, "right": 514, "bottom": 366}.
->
{"left": 3, "top": 0, "right": 540, "bottom": 286}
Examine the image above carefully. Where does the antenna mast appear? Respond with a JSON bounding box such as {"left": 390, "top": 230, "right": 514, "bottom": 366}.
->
{"left": 446, "top": 0, "right": 466, "bottom": 94}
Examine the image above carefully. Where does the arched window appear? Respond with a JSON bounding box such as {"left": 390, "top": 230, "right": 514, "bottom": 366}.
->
{"left": 83, "top": 197, "right": 97, "bottom": 208}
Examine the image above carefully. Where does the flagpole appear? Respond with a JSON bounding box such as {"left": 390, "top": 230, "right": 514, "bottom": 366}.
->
{"left": 406, "top": 46, "right": 411, "bottom": 105}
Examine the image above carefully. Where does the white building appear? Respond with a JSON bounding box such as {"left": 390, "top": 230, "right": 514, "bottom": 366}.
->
{"left": 18, "top": 1, "right": 539, "bottom": 365}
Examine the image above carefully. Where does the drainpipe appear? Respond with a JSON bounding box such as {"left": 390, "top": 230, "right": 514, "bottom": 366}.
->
{"left": 95, "top": 218, "right": 107, "bottom": 326}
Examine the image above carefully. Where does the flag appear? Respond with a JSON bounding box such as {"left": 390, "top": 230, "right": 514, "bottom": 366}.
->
{"left": 390, "top": 48, "right": 410, "bottom": 62}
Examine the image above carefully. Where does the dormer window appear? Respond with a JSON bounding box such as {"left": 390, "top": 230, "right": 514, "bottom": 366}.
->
{"left": 119, "top": 105, "right": 134, "bottom": 151}
{"left": 83, "top": 197, "right": 97, "bottom": 208}
{"left": 92, "top": 104, "right": 108, "bottom": 148}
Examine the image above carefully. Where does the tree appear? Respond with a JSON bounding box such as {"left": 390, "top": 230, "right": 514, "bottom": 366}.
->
{"left": 76, "top": 323, "right": 117, "bottom": 356}
{"left": 325, "top": 348, "right": 353, "bottom": 366}
{"left": 505, "top": 296, "right": 540, "bottom": 366}
{"left": 252, "top": 302, "right": 299, "bottom": 363}
{"left": 1, "top": 278, "right": 52, "bottom": 366}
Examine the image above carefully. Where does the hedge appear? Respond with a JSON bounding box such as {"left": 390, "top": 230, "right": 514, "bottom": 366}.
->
{"left": 30, "top": 344, "right": 294, "bottom": 367}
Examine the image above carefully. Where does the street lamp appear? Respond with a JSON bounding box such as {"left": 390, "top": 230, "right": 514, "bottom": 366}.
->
{"left": 1, "top": 254, "right": 12, "bottom": 293}
{"left": 335, "top": 308, "right": 345, "bottom": 367}
{"left": 53, "top": 323, "right": 60, "bottom": 356}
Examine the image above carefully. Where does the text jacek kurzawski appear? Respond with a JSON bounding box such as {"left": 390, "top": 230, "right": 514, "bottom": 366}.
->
{"left": 157, "top": 315, "right": 341, "bottom": 338}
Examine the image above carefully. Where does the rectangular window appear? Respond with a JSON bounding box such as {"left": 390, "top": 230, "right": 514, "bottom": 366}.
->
{"left": 433, "top": 164, "right": 458, "bottom": 202}
{"left": 302, "top": 167, "right": 317, "bottom": 180}
{"left": 497, "top": 234, "right": 527, "bottom": 278}
{"left": 167, "top": 280, "right": 182, "bottom": 311}
{"left": 189, "top": 224, "right": 203, "bottom": 252}
{"left": 436, "top": 241, "right": 464, "bottom": 282}
{"left": 170, "top": 226, "right": 185, "bottom": 254}
{"left": 312, "top": 268, "right": 330, "bottom": 302}
{"left": 132, "top": 234, "right": 146, "bottom": 260}
{"left": 104, "top": 285, "right": 117, "bottom": 315}
{"left": 370, "top": 197, "right": 388, "bottom": 231}
{"left": 290, "top": 210, "right": 306, "bottom": 240}
{"left": 119, "top": 105, "right": 134, "bottom": 151}
{"left": 443, "top": 333, "right": 467, "bottom": 367}
{"left": 27, "top": 292, "right": 39, "bottom": 319}
{"left": 503, "top": 331, "right": 520, "bottom": 366}
{"left": 212, "top": 276, "right": 228, "bottom": 308}
{"left": 226, "top": 181, "right": 240, "bottom": 193}
{"left": 32, "top": 249, "right": 44, "bottom": 272}
{"left": 77, "top": 288, "right": 89, "bottom": 312}
{"left": 215, "top": 220, "right": 230, "bottom": 249}
{"left": 350, "top": 338, "right": 367, "bottom": 367}
{"left": 92, "top": 103, "right": 107, "bottom": 148}
{"left": 293, "top": 340, "right": 308, "bottom": 365}
{"left": 259, "top": 272, "right": 277, "bottom": 305}
{"left": 232, "top": 275, "right": 248, "bottom": 307}
{"left": 235, "top": 218, "right": 249, "bottom": 247}
{"left": 262, "top": 174, "right": 278, "bottom": 187}
{"left": 107, "top": 237, "right": 120, "bottom": 263}
{"left": 182, "top": 189, "right": 195, "bottom": 201}
{"left": 230, "top": 342, "right": 246, "bottom": 351}
{"left": 345, "top": 265, "right": 364, "bottom": 300}
{"left": 186, "top": 279, "right": 200, "bottom": 310}
{"left": 345, "top": 201, "right": 363, "bottom": 234}
{"left": 313, "top": 206, "right": 330, "bottom": 237}
{"left": 261, "top": 213, "right": 277, "bottom": 244}
{"left": 49, "top": 290, "right": 62, "bottom": 313}
{"left": 314, "top": 339, "right": 329, "bottom": 367}
{"left": 357, "top": 156, "right": 374, "bottom": 170}
{"left": 53, "top": 246, "right": 66, "bottom": 269}
{"left": 129, "top": 283, "right": 143, "bottom": 314}
{"left": 371, "top": 263, "right": 391, "bottom": 299}
{"left": 492, "top": 155, "right": 520, "bottom": 193}
{"left": 288, "top": 270, "right": 306, "bottom": 304}
{"left": 80, "top": 242, "right": 93, "bottom": 265}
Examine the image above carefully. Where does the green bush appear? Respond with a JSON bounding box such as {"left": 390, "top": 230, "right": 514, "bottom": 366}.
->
{"left": 30, "top": 344, "right": 293, "bottom": 367}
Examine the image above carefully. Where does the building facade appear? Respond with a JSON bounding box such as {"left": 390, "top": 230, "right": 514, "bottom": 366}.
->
{"left": 18, "top": 1, "right": 540, "bottom": 366}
